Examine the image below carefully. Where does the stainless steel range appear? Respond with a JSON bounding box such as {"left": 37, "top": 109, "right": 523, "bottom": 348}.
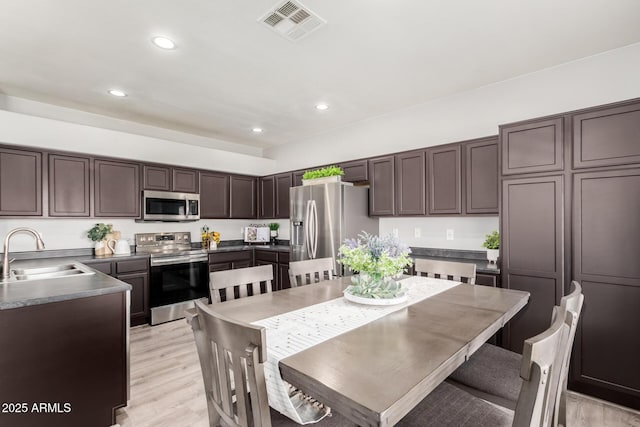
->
{"left": 135, "top": 232, "right": 209, "bottom": 325}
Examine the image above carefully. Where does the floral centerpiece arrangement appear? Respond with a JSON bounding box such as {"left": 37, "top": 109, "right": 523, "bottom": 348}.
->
{"left": 339, "top": 232, "right": 413, "bottom": 302}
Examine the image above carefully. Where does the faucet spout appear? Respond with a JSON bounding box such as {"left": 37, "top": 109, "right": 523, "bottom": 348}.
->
{"left": 2, "top": 227, "right": 46, "bottom": 280}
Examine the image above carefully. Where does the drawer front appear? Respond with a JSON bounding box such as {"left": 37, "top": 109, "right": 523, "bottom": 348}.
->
{"left": 210, "top": 262, "right": 232, "bottom": 272}
{"left": 86, "top": 261, "right": 113, "bottom": 276}
{"left": 208, "top": 250, "right": 251, "bottom": 264}
{"left": 476, "top": 273, "right": 498, "bottom": 287}
{"left": 255, "top": 250, "right": 278, "bottom": 263}
{"left": 116, "top": 258, "right": 149, "bottom": 274}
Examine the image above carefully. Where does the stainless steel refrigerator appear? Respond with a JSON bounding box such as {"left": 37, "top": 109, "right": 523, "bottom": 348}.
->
{"left": 290, "top": 182, "right": 378, "bottom": 275}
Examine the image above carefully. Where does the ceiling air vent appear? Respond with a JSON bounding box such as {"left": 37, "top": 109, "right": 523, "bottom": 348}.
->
{"left": 259, "top": 0, "right": 326, "bottom": 42}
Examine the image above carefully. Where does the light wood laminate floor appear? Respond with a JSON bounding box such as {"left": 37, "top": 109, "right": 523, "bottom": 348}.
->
{"left": 115, "top": 320, "right": 640, "bottom": 427}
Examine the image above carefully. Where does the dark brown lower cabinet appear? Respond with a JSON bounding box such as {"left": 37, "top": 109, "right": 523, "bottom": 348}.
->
{"left": 0, "top": 292, "right": 128, "bottom": 427}
{"left": 501, "top": 175, "right": 564, "bottom": 354}
{"left": 476, "top": 273, "right": 499, "bottom": 287}
{"left": 571, "top": 168, "right": 640, "bottom": 410}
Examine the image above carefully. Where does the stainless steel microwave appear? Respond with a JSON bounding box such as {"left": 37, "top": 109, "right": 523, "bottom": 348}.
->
{"left": 142, "top": 190, "right": 200, "bottom": 222}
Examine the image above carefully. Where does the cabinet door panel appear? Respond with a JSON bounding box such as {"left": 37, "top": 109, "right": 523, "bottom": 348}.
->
{"left": 0, "top": 147, "right": 42, "bottom": 216}
{"left": 395, "top": 151, "right": 426, "bottom": 215}
{"left": 95, "top": 159, "right": 140, "bottom": 217}
{"left": 571, "top": 169, "right": 640, "bottom": 408}
{"left": 279, "top": 263, "right": 291, "bottom": 290}
{"left": 172, "top": 168, "right": 199, "bottom": 193}
{"left": 501, "top": 175, "right": 563, "bottom": 354}
{"left": 230, "top": 175, "right": 257, "bottom": 219}
{"left": 118, "top": 273, "right": 149, "bottom": 325}
{"left": 368, "top": 156, "right": 395, "bottom": 216}
{"left": 259, "top": 176, "right": 275, "bottom": 219}
{"left": 275, "top": 173, "right": 292, "bottom": 219}
{"left": 428, "top": 145, "right": 461, "bottom": 214}
{"left": 465, "top": 137, "right": 499, "bottom": 214}
{"left": 293, "top": 171, "right": 304, "bottom": 187}
{"left": 573, "top": 102, "right": 640, "bottom": 169}
{"left": 142, "top": 165, "right": 171, "bottom": 191}
{"left": 200, "top": 172, "right": 230, "bottom": 218}
{"left": 501, "top": 117, "right": 563, "bottom": 175}
{"left": 49, "top": 154, "right": 90, "bottom": 217}
{"left": 340, "top": 159, "right": 369, "bottom": 182}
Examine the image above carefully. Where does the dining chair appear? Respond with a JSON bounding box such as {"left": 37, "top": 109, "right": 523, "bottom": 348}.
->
{"left": 189, "top": 299, "right": 353, "bottom": 427}
{"left": 447, "top": 281, "right": 584, "bottom": 426}
{"left": 209, "top": 265, "right": 273, "bottom": 303}
{"left": 414, "top": 258, "right": 477, "bottom": 284}
{"left": 288, "top": 257, "right": 335, "bottom": 287}
{"left": 397, "top": 304, "right": 576, "bottom": 427}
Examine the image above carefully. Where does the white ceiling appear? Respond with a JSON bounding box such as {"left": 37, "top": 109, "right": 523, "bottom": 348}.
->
{"left": 1, "top": 0, "right": 640, "bottom": 150}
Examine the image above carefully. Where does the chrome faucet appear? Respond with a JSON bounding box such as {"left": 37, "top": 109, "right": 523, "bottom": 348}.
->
{"left": 2, "top": 227, "right": 46, "bottom": 280}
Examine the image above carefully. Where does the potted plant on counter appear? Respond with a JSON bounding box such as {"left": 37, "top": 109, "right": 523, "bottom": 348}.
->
{"left": 482, "top": 230, "right": 500, "bottom": 264}
{"left": 87, "top": 223, "right": 114, "bottom": 256}
{"left": 302, "top": 165, "right": 344, "bottom": 185}
{"left": 268, "top": 223, "right": 279, "bottom": 244}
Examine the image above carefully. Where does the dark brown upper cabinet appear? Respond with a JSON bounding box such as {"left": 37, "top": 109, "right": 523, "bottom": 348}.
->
{"left": 259, "top": 176, "right": 275, "bottom": 219}
{"left": 142, "top": 165, "right": 171, "bottom": 191}
{"left": 275, "top": 173, "right": 293, "bottom": 219}
{"left": 501, "top": 117, "right": 564, "bottom": 175}
{"left": 0, "top": 146, "right": 42, "bottom": 216}
{"left": 48, "top": 154, "right": 90, "bottom": 217}
{"left": 464, "top": 137, "right": 499, "bottom": 214}
{"left": 340, "top": 159, "right": 369, "bottom": 183}
{"left": 142, "top": 165, "right": 198, "bottom": 193}
{"left": 230, "top": 175, "right": 257, "bottom": 219}
{"left": 94, "top": 159, "right": 140, "bottom": 217}
{"left": 573, "top": 101, "right": 640, "bottom": 169}
{"left": 293, "top": 171, "right": 304, "bottom": 187}
{"left": 368, "top": 156, "right": 395, "bottom": 216}
{"left": 200, "top": 172, "right": 230, "bottom": 219}
{"left": 428, "top": 145, "right": 461, "bottom": 215}
{"left": 172, "top": 168, "right": 199, "bottom": 193}
{"left": 501, "top": 175, "right": 564, "bottom": 354}
{"left": 395, "top": 151, "right": 426, "bottom": 216}
{"left": 571, "top": 168, "right": 640, "bottom": 406}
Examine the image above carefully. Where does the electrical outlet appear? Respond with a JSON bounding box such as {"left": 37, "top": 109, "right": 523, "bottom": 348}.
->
{"left": 392, "top": 228, "right": 399, "bottom": 238}
{"left": 414, "top": 228, "right": 421, "bottom": 238}
{"left": 446, "top": 229, "right": 454, "bottom": 240}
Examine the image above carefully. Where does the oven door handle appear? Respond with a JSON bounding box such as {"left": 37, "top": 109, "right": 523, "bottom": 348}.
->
{"left": 150, "top": 257, "right": 208, "bottom": 266}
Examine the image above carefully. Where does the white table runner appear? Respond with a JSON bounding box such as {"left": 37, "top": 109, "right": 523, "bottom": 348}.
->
{"left": 251, "top": 276, "right": 461, "bottom": 424}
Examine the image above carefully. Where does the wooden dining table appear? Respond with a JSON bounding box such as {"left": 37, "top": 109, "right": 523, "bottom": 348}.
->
{"left": 209, "top": 277, "right": 530, "bottom": 427}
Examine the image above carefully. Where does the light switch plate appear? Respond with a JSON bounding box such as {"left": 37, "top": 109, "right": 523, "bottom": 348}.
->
{"left": 392, "top": 228, "right": 399, "bottom": 238}
{"left": 446, "top": 229, "right": 454, "bottom": 240}
{"left": 414, "top": 228, "right": 421, "bottom": 238}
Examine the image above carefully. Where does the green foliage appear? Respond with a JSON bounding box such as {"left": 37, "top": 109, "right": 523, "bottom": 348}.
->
{"left": 87, "top": 223, "right": 112, "bottom": 242}
{"left": 482, "top": 230, "right": 500, "bottom": 249}
{"left": 302, "top": 165, "right": 344, "bottom": 180}
{"left": 268, "top": 223, "right": 280, "bottom": 231}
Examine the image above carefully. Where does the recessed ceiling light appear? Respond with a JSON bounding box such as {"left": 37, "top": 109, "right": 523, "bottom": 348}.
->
{"left": 315, "top": 103, "right": 329, "bottom": 111}
{"left": 252, "top": 127, "right": 263, "bottom": 133}
{"left": 108, "top": 89, "right": 127, "bottom": 97}
{"left": 152, "top": 36, "right": 176, "bottom": 50}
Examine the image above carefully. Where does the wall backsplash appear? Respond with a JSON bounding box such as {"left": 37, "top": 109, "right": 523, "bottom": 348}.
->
{"left": 0, "top": 218, "right": 291, "bottom": 253}
{"left": 379, "top": 216, "right": 499, "bottom": 250}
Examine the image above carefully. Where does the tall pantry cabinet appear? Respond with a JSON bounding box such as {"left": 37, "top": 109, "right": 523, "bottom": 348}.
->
{"left": 500, "top": 98, "right": 640, "bottom": 410}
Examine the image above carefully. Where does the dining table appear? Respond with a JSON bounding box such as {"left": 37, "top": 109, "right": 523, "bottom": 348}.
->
{"left": 208, "top": 276, "right": 530, "bottom": 427}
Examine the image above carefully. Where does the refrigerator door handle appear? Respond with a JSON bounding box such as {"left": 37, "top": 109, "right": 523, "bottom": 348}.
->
{"left": 311, "top": 200, "right": 318, "bottom": 259}
{"left": 305, "top": 200, "right": 313, "bottom": 259}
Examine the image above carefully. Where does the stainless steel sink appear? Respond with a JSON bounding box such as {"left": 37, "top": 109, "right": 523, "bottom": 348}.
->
{"left": 11, "top": 263, "right": 95, "bottom": 281}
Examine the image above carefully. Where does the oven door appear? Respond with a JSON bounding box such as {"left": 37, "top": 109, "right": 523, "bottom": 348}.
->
{"left": 149, "top": 260, "right": 209, "bottom": 324}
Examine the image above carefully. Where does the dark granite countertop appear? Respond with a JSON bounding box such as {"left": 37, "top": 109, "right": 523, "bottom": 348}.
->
{"left": 208, "top": 244, "right": 290, "bottom": 254}
{"left": 0, "top": 257, "right": 131, "bottom": 310}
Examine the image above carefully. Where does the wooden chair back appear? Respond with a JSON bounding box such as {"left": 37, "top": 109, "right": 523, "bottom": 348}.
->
{"left": 414, "top": 259, "right": 477, "bottom": 284}
{"left": 513, "top": 305, "right": 576, "bottom": 427}
{"left": 555, "top": 281, "right": 584, "bottom": 427}
{"left": 209, "top": 265, "right": 273, "bottom": 303}
{"left": 190, "top": 299, "right": 271, "bottom": 427}
{"left": 288, "top": 257, "right": 335, "bottom": 287}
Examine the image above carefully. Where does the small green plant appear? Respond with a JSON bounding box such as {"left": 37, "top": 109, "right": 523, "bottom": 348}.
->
{"left": 87, "top": 223, "right": 113, "bottom": 242}
{"left": 482, "top": 230, "right": 500, "bottom": 250}
{"left": 302, "top": 165, "right": 344, "bottom": 180}
{"left": 268, "top": 223, "right": 280, "bottom": 231}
